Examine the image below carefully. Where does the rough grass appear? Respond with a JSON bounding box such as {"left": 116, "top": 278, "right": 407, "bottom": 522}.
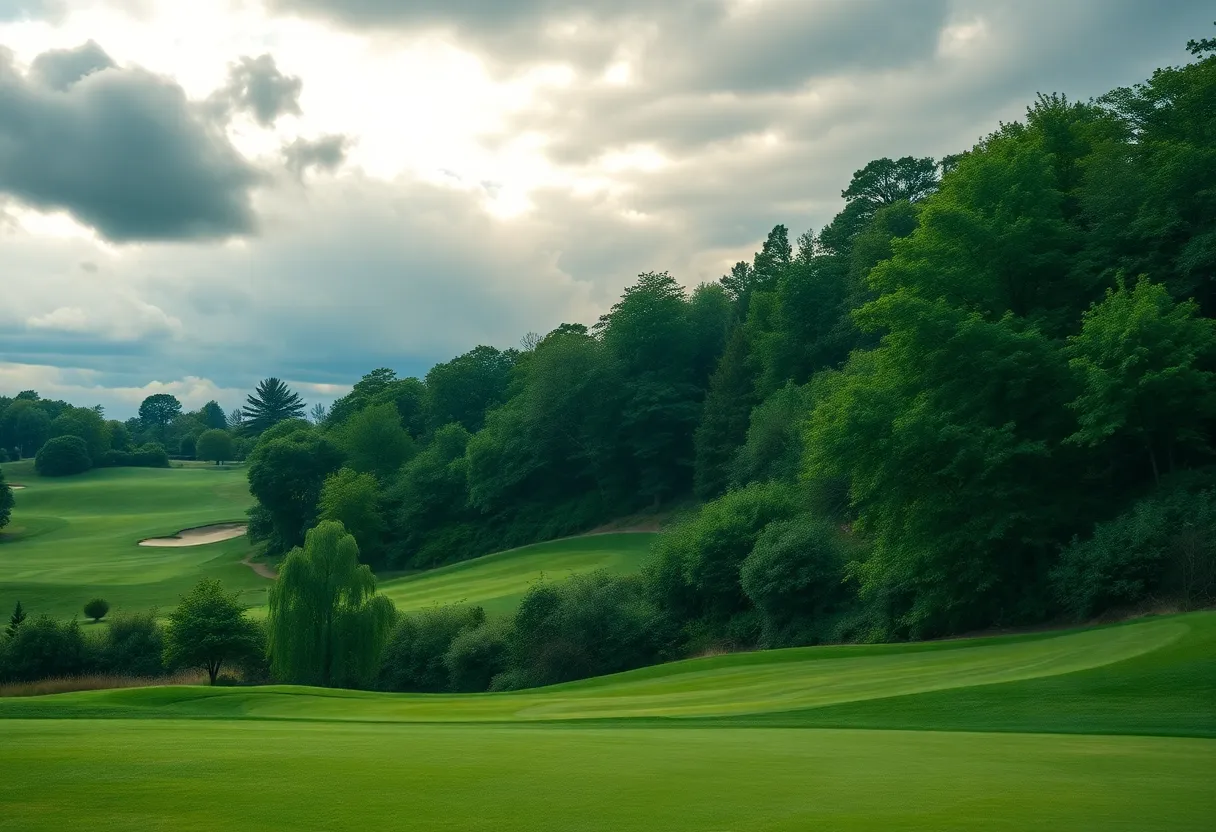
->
{"left": 0, "top": 462, "right": 266, "bottom": 619}
{"left": 1, "top": 612, "right": 1213, "bottom": 830}
{"left": 0, "top": 670, "right": 206, "bottom": 698}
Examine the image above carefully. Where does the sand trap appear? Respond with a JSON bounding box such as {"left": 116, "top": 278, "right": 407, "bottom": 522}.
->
{"left": 9, "top": 485, "right": 24, "bottom": 490}
{"left": 139, "top": 523, "right": 247, "bottom": 547}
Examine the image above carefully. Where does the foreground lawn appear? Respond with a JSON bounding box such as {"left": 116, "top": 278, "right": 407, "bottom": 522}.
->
{"left": 377, "top": 532, "right": 655, "bottom": 615}
{"left": 2, "top": 613, "right": 1212, "bottom": 829}
{"left": 0, "top": 463, "right": 264, "bottom": 618}
{"left": 3, "top": 721, "right": 1210, "bottom": 832}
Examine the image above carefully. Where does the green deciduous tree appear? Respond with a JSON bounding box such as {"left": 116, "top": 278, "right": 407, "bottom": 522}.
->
{"left": 196, "top": 429, "right": 236, "bottom": 465}
{"left": 34, "top": 435, "right": 92, "bottom": 477}
{"left": 334, "top": 403, "right": 415, "bottom": 481}
{"left": 163, "top": 579, "right": 262, "bottom": 685}
{"left": 318, "top": 468, "right": 387, "bottom": 566}
{"left": 424, "top": 347, "right": 515, "bottom": 433}
{"left": 83, "top": 598, "right": 110, "bottom": 622}
{"left": 1066, "top": 278, "right": 1216, "bottom": 484}
{"left": 138, "top": 394, "right": 182, "bottom": 442}
{"left": 246, "top": 424, "right": 344, "bottom": 555}
{"left": 50, "top": 407, "right": 110, "bottom": 464}
{"left": 199, "top": 400, "right": 229, "bottom": 431}
{"left": 267, "top": 521, "right": 396, "bottom": 688}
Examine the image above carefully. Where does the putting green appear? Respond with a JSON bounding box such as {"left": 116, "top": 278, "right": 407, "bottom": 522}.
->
{"left": 0, "top": 462, "right": 265, "bottom": 618}
{"left": 2, "top": 613, "right": 1213, "bottom": 830}
{"left": 377, "top": 533, "right": 655, "bottom": 616}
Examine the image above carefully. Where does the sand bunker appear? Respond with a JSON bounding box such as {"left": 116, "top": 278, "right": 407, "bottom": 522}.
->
{"left": 9, "top": 485, "right": 25, "bottom": 490}
{"left": 139, "top": 523, "right": 247, "bottom": 547}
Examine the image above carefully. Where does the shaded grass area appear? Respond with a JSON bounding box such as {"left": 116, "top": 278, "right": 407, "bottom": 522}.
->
{"left": 2, "top": 721, "right": 1211, "bottom": 832}
{"left": 376, "top": 532, "right": 655, "bottom": 616}
{"left": 0, "top": 463, "right": 266, "bottom": 618}
{"left": 2, "top": 613, "right": 1208, "bottom": 735}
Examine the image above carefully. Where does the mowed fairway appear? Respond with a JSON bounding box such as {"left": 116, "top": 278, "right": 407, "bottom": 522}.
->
{"left": 378, "top": 533, "right": 655, "bottom": 615}
{"left": 0, "top": 461, "right": 267, "bottom": 618}
{"left": 2, "top": 613, "right": 1213, "bottom": 830}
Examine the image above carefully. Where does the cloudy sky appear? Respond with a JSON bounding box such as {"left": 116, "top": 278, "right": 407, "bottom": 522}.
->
{"left": 1, "top": 0, "right": 1211, "bottom": 417}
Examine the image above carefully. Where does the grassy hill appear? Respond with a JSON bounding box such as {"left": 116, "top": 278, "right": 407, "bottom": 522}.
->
{"left": 0, "top": 462, "right": 656, "bottom": 621}
{"left": 0, "top": 462, "right": 265, "bottom": 619}
{"left": 377, "top": 533, "right": 655, "bottom": 616}
{"left": 1, "top": 612, "right": 1212, "bottom": 830}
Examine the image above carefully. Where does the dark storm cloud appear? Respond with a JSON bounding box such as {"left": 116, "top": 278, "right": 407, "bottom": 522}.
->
{"left": 283, "top": 134, "right": 350, "bottom": 176}
{"left": 0, "top": 43, "right": 260, "bottom": 241}
{"left": 27, "top": 40, "right": 114, "bottom": 90}
{"left": 208, "top": 53, "right": 303, "bottom": 127}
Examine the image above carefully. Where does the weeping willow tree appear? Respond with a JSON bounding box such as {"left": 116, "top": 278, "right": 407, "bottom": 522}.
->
{"left": 267, "top": 520, "right": 396, "bottom": 687}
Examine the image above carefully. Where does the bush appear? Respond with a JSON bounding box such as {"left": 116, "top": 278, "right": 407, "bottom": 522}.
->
{"left": 378, "top": 605, "right": 485, "bottom": 692}
{"left": 103, "top": 611, "right": 165, "bottom": 677}
{"left": 444, "top": 619, "right": 511, "bottom": 692}
{"left": 98, "top": 443, "right": 170, "bottom": 469}
{"left": 0, "top": 616, "right": 94, "bottom": 683}
{"left": 180, "top": 435, "right": 197, "bottom": 459}
{"left": 34, "top": 435, "right": 92, "bottom": 476}
{"left": 83, "top": 598, "right": 110, "bottom": 622}
{"left": 504, "top": 571, "right": 674, "bottom": 690}
{"left": 646, "top": 481, "right": 798, "bottom": 639}
{"left": 1052, "top": 479, "right": 1216, "bottom": 618}
{"left": 740, "top": 514, "right": 850, "bottom": 646}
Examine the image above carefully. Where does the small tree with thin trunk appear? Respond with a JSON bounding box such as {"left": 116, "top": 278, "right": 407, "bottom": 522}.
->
{"left": 83, "top": 598, "right": 109, "bottom": 622}
{"left": 163, "top": 579, "right": 261, "bottom": 685}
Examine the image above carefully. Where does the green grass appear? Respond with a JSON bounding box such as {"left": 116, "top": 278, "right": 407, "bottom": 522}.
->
{"left": 377, "top": 533, "right": 655, "bottom": 616}
{"left": 0, "top": 461, "right": 266, "bottom": 619}
{"left": 3, "top": 463, "right": 1212, "bottom": 828}
{"left": 1, "top": 612, "right": 1213, "bottom": 830}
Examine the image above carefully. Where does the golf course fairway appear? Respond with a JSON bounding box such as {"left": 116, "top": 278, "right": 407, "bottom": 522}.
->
{"left": 0, "top": 462, "right": 656, "bottom": 621}
{"left": 0, "top": 462, "right": 263, "bottom": 618}
{"left": 377, "top": 532, "right": 655, "bottom": 615}
{"left": 2, "top": 612, "right": 1213, "bottom": 830}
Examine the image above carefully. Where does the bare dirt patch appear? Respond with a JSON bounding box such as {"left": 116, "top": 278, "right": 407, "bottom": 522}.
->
{"left": 139, "top": 523, "right": 247, "bottom": 547}
{"left": 241, "top": 553, "right": 278, "bottom": 580}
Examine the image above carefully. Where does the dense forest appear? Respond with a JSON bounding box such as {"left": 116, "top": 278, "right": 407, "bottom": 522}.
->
{"left": 3, "top": 29, "right": 1214, "bottom": 693}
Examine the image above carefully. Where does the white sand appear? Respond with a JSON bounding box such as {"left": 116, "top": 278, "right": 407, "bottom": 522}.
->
{"left": 139, "top": 523, "right": 247, "bottom": 547}
{"left": 9, "top": 485, "right": 25, "bottom": 490}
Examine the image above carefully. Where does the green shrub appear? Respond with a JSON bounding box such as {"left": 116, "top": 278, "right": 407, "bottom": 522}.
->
{"left": 97, "top": 443, "right": 170, "bottom": 469}
{"left": 377, "top": 605, "right": 485, "bottom": 692}
{"left": 647, "top": 481, "right": 798, "bottom": 638}
{"left": 179, "top": 435, "right": 197, "bottom": 459}
{"left": 505, "top": 571, "right": 674, "bottom": 690}
{"left": 740, "top": 514, "right": 850, "bottom": 646}
{"left": 0, "top": 616, "right": 94, "bottom": 682}
{"left": 1052, "top": 480, "right": 1216, "bottom": 618}
{"left": 103, "top": 611, "right": 165, "bottom": 677}
{"left": 444, "top": 619, "right": 510, "bottom": 692}
{"left": 83, "top": 598, "right": 110, "bottom": 622}
{"left": 34, "top": 435, "right": 92, "bottom": 476}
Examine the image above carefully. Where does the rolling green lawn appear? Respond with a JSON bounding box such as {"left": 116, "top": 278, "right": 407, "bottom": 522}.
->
{"left": 2, "top": 612, "right": 1213, "bottom": 829}
{"left": 0, "top": 461, "right": 266, "bottom": 619}
{"left": 377, "top": 532, "right": 655, "bottom": 616}
{"left": 3, "top": 462, "right": 1212, "bottom": 829}
{"left": 0, "top": 462, "right": 654, "bottom": 622}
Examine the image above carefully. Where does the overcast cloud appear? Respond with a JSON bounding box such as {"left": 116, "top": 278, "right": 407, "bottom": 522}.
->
{"left": 0, "top": 0, "right": 1211, "bottom": 416}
